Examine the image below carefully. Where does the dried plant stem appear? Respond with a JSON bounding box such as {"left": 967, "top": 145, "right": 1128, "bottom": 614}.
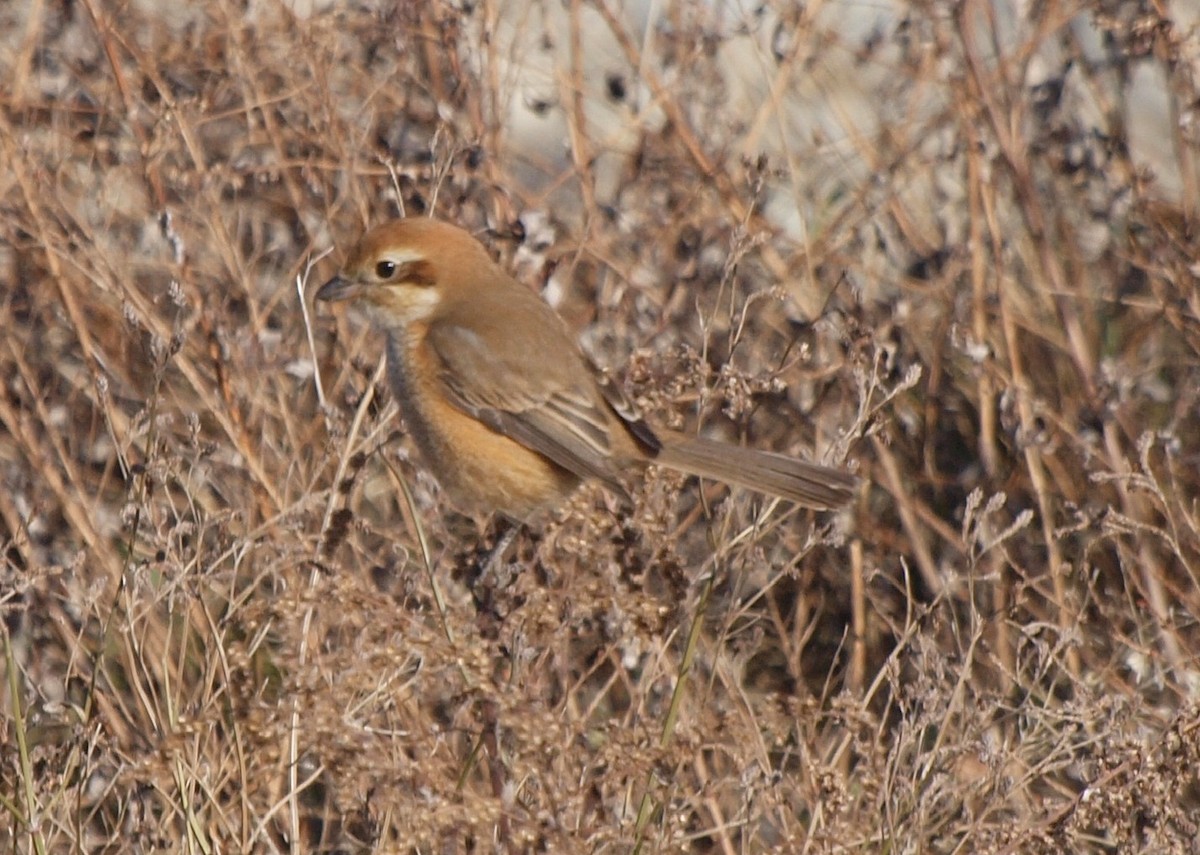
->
{"left": 632, "top": 563, "right": 717, "bottom": 851}
{"left": 4, "top": 627, "right": 48, "bottom": 855}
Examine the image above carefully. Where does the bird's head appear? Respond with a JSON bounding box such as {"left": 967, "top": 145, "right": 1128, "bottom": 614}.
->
{"left": 316, "top": 218, "right": 495, "bottom": 325}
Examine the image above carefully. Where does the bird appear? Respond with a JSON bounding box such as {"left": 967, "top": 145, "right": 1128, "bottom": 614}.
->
{"left": 315, "top": 217, "right": 857, "bottom": 521}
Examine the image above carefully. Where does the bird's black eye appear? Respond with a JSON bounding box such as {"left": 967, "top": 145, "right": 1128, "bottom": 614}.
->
{"left": 375, "top": 260, "right": 396, "bottom": 279}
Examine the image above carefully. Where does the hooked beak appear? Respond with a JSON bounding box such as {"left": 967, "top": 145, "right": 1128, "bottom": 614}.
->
{"left": 315, "top": 274, "right": 363, "bottom": 303}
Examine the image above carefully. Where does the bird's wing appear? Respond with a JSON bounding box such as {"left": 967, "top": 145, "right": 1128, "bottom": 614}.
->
{"left": 425, "top": 320, "right": 626, "bottom": 490}
{"left": 590, "top": 367, "right": 661, "bottom": 456}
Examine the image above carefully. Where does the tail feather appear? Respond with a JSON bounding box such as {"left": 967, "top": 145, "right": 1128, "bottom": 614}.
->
{"left": 654, "top": 432, "right": 856, "bottom": 509}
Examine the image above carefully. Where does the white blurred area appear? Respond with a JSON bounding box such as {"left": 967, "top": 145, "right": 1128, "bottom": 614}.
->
{"left": 471, "top": 1, "right": 904, "bottom": 222}
{"left": 467, "top": 0, "right": 1193, "bottom": 229}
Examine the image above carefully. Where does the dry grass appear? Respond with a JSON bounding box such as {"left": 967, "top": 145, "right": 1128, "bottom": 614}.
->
{"left": 2, "top": 1, "right": 1199, "bottom": 852}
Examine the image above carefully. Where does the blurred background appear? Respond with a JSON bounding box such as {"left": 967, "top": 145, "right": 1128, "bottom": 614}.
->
{"left": 1, "top": 0, "right": 1198, "bottom": 851}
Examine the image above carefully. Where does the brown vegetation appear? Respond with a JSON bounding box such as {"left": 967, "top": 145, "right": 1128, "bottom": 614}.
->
{"left": 2, "top": 1, "right": 1198, "bottom": 852}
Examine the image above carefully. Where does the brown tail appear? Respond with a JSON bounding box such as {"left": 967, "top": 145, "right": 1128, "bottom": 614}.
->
{"left": 654, "top": 431, "right": 857, "bottom": 509}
